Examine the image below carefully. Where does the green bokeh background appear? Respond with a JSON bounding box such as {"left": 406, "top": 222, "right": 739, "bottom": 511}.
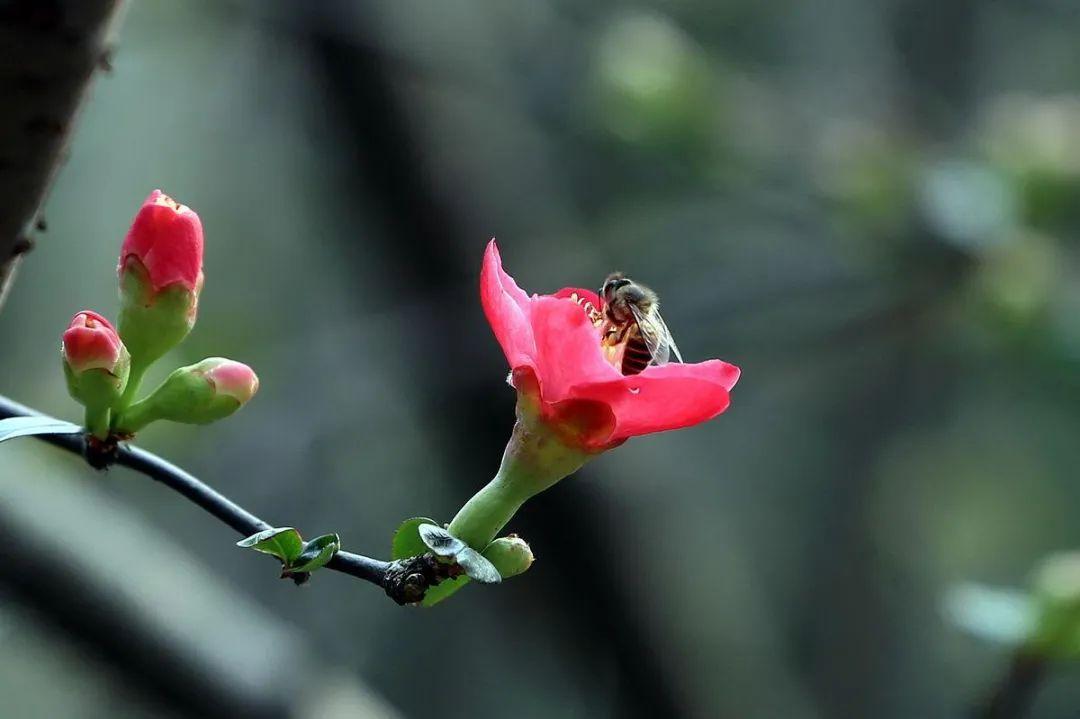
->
{"left": 3, "top": 1, "right": 1080, "bottom": 717}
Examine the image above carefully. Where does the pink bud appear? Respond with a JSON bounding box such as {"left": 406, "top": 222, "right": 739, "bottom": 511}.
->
{"left": 62, "top": 311, "right": 125, "bottom": 374}
{"left": 118, "top": 189, "right": 204, "bottom": 293}
{"left": 198, "top": 358, "right": 259, "bottom": 405}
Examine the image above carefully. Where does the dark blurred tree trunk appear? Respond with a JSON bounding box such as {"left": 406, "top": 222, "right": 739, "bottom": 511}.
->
{"left": 0, "top": 0, "right": 123, "bottom": 311}
{"left": 891, "top": 0, "right": 979, "bottom": 139}
{"left": 296, "top": 7, "right": 688, "bottom": 717}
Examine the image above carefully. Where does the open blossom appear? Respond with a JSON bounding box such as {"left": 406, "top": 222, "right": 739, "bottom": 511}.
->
{"left": 481, "top": 240, "right": 739, "bottom": 450}
{"left": 62, "top": 311, "right": 126, "bottom": 376}
{"left": 118, "top": 189, "right": 204, "bottom": 293}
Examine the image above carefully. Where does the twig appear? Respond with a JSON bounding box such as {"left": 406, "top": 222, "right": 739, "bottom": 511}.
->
{"left": 976, "top": 651, "right": 1047, "bottom": 719}
{"left": 0, "top": 1, "right": 126, "bottom": 311}
{"left": 0, "top": 393, "right": 442, "bottom": 604}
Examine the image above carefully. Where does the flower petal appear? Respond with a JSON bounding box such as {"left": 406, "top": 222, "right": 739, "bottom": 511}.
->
{"left": 481, "top": 240, "right": 536, "bottom": 368}
{"left": 528, "top": 295, "right": 620, "bottom": 400}
{"left": 568, "top": 360, "right": 740, "bottom": 441}
{"left": 119, "top": 190, "right": 204, "bottom": 293}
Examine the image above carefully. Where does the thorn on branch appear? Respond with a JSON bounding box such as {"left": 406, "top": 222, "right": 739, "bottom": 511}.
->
{"left": 383, "top": 553, "right": 464, "bottom": 605}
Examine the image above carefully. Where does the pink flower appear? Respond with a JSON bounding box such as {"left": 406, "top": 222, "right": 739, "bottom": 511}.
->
{"left": 118, "top": 189, "right": 204, "bottom": 293}
{"left": 62, "top": 311, "right": 125, "bottom": 375}
{"left": 481, "top": 240, "right": 740, "bottom": 450}
{"left": 197, "top": 358, "right": 260, "bottom": 405}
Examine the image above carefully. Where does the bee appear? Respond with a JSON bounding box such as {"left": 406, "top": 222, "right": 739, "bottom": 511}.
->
{"left": 598, "top": 272, "right": 683, "bottom": 375}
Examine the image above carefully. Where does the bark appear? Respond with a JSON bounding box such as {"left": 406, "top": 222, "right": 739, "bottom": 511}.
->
{"left": 0, "top": 0, "right": 125, "bottom": 310}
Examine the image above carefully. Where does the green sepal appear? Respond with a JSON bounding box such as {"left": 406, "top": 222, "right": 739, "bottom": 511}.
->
{"left": 63, "top": 354, "right": 129, "bottom": 412}
{"left": 237, "top": 527, "right": 304, "bottom": 565}
{"left": 287, "top": 533, "right": 340, "bottom": 574}
{"left": 118, "top": 258, "right": 198, "bottom": 372}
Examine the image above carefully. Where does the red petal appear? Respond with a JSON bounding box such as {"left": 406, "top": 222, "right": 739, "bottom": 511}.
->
{"left": 62, "top": 311, "right": 123, "bottom": 372}
{"left": 568, "top": 360, "right": 740, "bottom": 441}
{"left": 513, "top": 366, "right": 618, "bottom": 449}
{"left": 528, "top": 295, "right": 620, "bottom": 400}
{"left": 480, "top": 240, "right": 537, "bottom": 368}
{"left": 119, "top": 190, "right": 204, "bottom": 292}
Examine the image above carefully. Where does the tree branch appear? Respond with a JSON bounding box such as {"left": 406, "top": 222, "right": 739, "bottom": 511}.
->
{"left": 0, "top": 393, "right": 444, "bottom": 604}
{"left": 975, "top": 651, "right": 1047, "bottom": 719}
{"left": 0, "top": 0, "right": 125, "bottom": 310}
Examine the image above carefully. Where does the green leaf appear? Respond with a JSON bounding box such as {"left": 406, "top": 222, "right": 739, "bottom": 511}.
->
{"left": 423, "top": 538, "right": 530, "bottom": 606}
{"left": 455, "top": 547, "right": 501, "bottom": 584}
{"left": 944, "top": 582, "right": 1035, "bottom": 646}
{"left": 288, "top": 533, "right": 341, "bottom": 574}
{"left": 236, "top": 527, "right": 304, "bottom": 564}
{"left": 418, "top": 523, "right": 466, "bottom": 558}
{"left": 392, "top": 517, "right": 439, "bottom": 560}
{"left": 422, "top": 575, "right": 471, "bottom": 607}
{"left": 0, "top": 417, "right": 82, "bottom": 443}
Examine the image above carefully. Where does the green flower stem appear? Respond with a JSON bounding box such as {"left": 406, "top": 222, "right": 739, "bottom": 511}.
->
{"left": 448, "top": 412, "right": 591, "bottom": 550}
{"left": 112, "top": 394, "right": 158, "bottom": 435}
{"left": 115, "top": 357, "right": 149, "bottom": 415}
{"left": 84, "top": 405, "right": 110, "bottom": 440}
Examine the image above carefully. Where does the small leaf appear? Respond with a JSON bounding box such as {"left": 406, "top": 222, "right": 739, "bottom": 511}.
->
{"left": 236, "top": 527, "right": 304, "bottom": 564}
{"left": 0, "top": 417, "right": 82, "bottom": 443}
{"left": 422, "top": 536, "right": 531, "bottom": 606}
{"left": 422, "top": 575, "right": 470, "bottom": 607}
{"left": 455, "top": 547, "right": 501, "bottom": 584}
{"left": 392, "top": 517, "right": 439, "bottom": 560}
{"left": 418, "top": 523, "right": 466, "bottom": 558}
{"left": 288, "top": 533, "right": 341, "bottom": 574}
{"left": 944, "top": 582, "right": 1036, "bottom": 646}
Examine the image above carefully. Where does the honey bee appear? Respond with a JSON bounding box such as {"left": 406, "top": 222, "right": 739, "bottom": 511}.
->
{"left": 598, "top": 272, "right": 683, "bottom": 375}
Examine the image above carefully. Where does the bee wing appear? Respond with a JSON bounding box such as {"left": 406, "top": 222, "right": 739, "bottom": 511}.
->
{"left": 629, "top": 304, "right": 683, "bottom": 365}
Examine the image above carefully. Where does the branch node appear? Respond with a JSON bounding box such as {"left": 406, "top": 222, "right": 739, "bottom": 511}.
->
{"left": 83, "top": 434, "right": 119, "bottom": 470}
{"left": 383, "top": 554, "right": 464, "bottom": 605}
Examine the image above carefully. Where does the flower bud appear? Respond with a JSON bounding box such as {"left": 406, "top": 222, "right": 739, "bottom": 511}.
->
{"left": 483, "top": 535, "right": 534, "bottom": 579}
{"left": 61, "top": 311, "right": 130, "bottom": 406}
{"left": 117, "top": 190, "right": 204, "bottom": 371}
{"left": 114, "top": 357, "right": 258, "bottom": 433}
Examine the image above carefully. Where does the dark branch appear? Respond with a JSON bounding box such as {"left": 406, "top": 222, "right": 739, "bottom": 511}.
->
{"left": 975, "top": 651, "right": 1047, "bottom": 719}
{"left": 0, "top": 0, "right": 126, "bottom": 310}
{"left": 0, "top": 393, "right": 440, "bottom": 604}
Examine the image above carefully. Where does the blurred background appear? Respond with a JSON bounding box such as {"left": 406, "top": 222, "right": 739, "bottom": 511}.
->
{"left": 2, "top": 0, "right": 1080, "bottom": 717}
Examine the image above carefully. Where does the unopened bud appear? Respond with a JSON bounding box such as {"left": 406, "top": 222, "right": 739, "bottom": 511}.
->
{"left": 61, "top": 311, "right": 130, "bottom": 408}
{"left": 117, "top": 190, "right": 204, "bottom": 369}
{"left": 114, "top": 357, "right": 258, "bottom": 433}
{"left": 483, "top": 535, "right": 535, "bottom": 579}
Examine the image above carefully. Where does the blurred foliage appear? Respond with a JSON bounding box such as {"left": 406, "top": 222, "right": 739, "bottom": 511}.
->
{"left": 3, "top": 0, "right": 1080, "bottom": 717}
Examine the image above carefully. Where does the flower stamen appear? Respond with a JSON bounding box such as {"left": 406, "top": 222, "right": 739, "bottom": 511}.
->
{"left": 567, "top": 292, "right": 603, "bottom": 328}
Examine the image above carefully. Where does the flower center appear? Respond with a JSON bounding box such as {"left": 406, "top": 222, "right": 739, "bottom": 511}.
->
{"left": 567, "top": 292, "right": 632, "bottom": 373}
{"left": 567, "top": 292, "right": 603, "bottom": 327}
